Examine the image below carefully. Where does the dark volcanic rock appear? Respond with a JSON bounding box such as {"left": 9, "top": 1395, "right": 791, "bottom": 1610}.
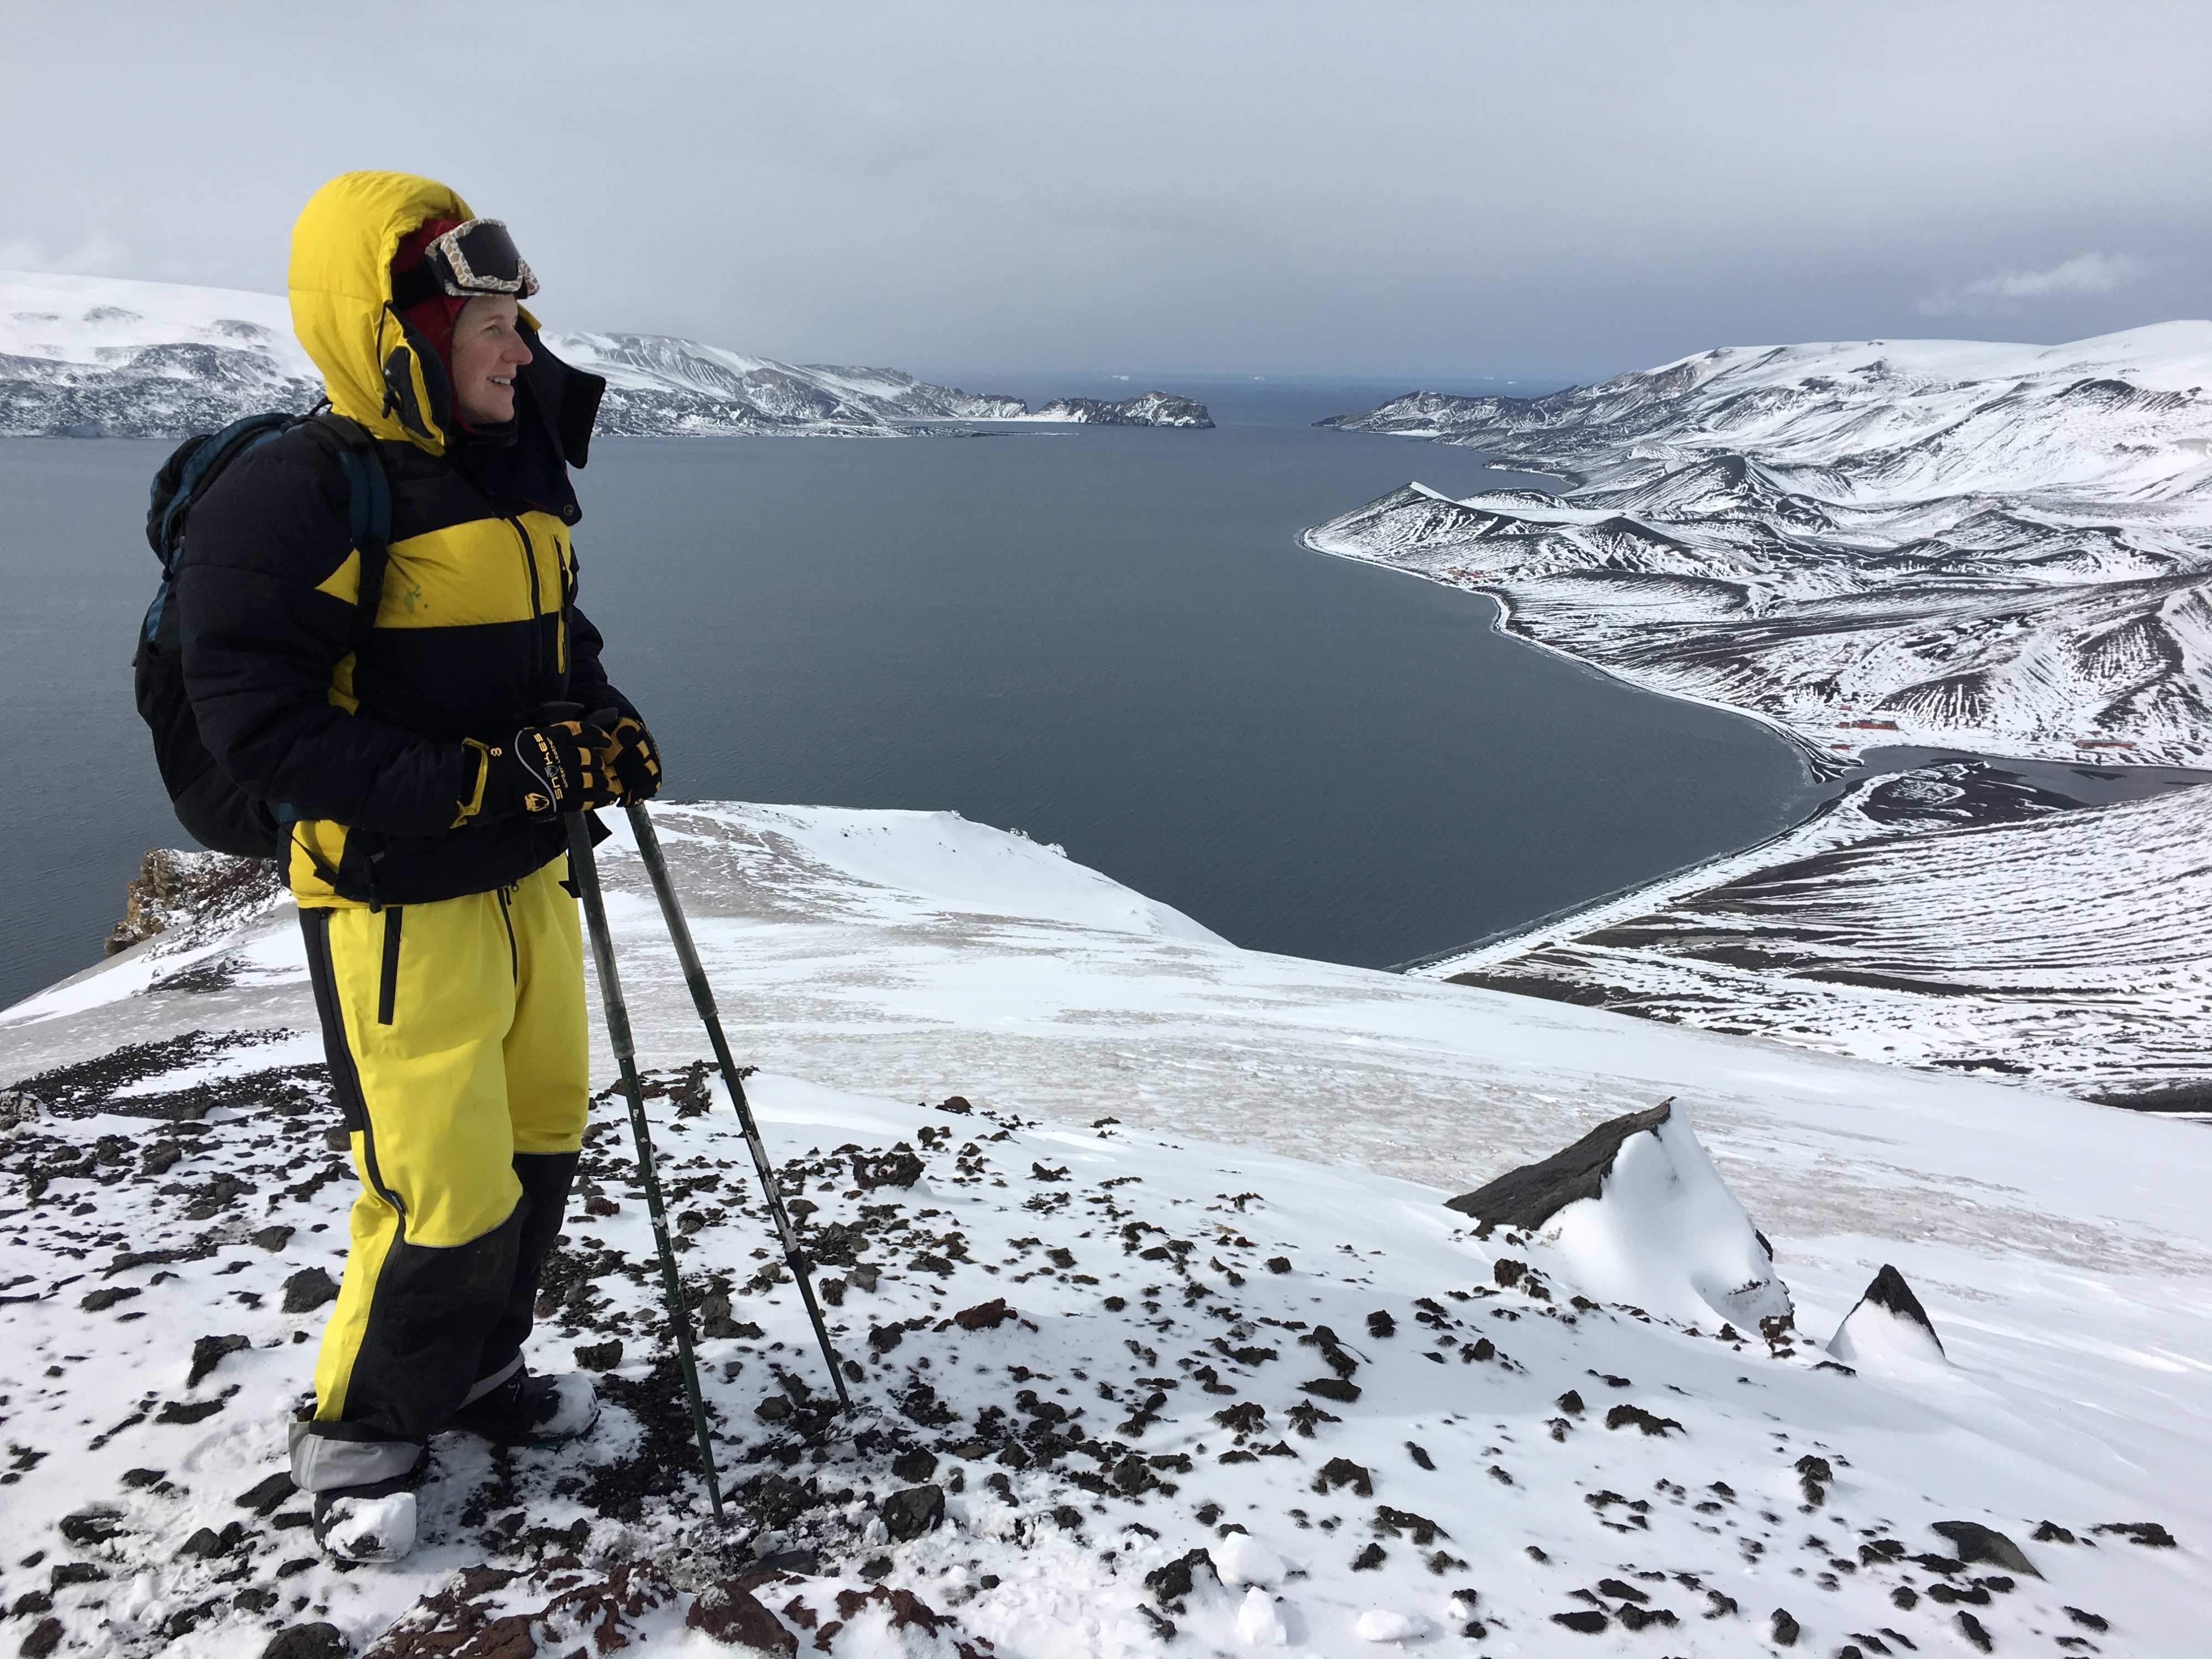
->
{"left": 952, "top": 1298, "right": 1010, "bottom": 1331}
{"left": 686, "top": 1582, "right": 796, "bottom": 1652}
{"left": 156, "top": 1399, "right": 227, "bottom": 1424}
{"left": 234, "top": 1472, "right": 296, "bottom": 1515}
{"left": 574, "top": 1339, "right": 624, "bottom": 1371}
{"left": 189, "top": 1334, "right": 251, "bottom": 1387}
{"left": 1931, "top": 1521, "right": 2037, "bottom": 1576}
{"left": 281, "top": 1267, "right": 338, "bottom": 1314}
{"left": 1847, "top": 1264, "right": 1943, "bottom": 1352}
{"left": 852, "top": 1148, "right": 923, "bottom": 1190}
{"left": 890, "top": 1447, "right": 939, "bottom": 1484}
{"left": 1446, "top": 1100, "right": 1673, "bottom": 1229}
{"left": 2093, "top": 1520, "right": 2178, "bottom": 1547}
{"left": 1771, "top": 1606, "right": 1801, "bottom": 1646}
{"left": 261, "top": 1622, "right": 347, "bottom": 1659}
{"left": 881, "top": 1483, "right": 945, "bottom": 1541}
{"left": 1144, "top": 1547, "right": 1218, "bottom": 1604}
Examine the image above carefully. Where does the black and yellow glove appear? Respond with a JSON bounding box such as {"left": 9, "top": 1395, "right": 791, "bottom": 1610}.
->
{"left": 589, "top": 710, "right": 663, "bottom": 804}
{"left": 462, "top": 719, "right": 621, "bottom": 821}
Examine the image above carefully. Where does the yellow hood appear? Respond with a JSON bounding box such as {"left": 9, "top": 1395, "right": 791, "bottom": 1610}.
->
{"left": 289, "top": 171, "right": 541, "bottom": 456}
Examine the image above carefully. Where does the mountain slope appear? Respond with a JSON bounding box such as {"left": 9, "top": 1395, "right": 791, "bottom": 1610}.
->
{"left": 0, "top": 271, "right": 316, "bottom": 437}
{"left": 0, "top": 273, "right": 1211, "bottom": 437}
{"left": 1421, "top": 764, "right": 2212, "bottom": 1110}
{"left": 2, "top": 806, "right": 2207, "bottom": 1656}
{"left": 1309, "top": 325, "right": 2212, "bottom": 765}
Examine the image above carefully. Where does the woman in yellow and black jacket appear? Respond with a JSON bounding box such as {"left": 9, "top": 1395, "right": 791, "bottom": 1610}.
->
{"left": 178, "top": 171, "right": 656, "bottom": 1562}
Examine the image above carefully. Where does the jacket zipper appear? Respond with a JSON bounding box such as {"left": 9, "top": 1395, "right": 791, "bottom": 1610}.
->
{"left": 377, "top": 906, "right": 404, "bottom": 1024}
{"left": 509, "top": 516, "right": 547, "bottom": 698}
{"left": 496, "top": 885, "right": 519, "bottom": 982}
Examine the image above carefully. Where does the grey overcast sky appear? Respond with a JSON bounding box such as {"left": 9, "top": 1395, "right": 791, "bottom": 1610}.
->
{"left": 3, "top": 0, "right": 2207, "bottom": 383}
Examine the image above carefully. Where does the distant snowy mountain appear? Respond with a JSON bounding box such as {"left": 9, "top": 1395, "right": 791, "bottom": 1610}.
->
{"left": 1025, "top": 390, "right": 1215, "bottom": 428}
{"left": 0, "top": 273, "right": 1211, "bottom": 437}
{"left": 3, "top": 806, "right": 2208, "bottom": 1656}
{"left": 545, "top": 330, "right": 1031, "bottom": 435}
{"left": 1421, "top": 762, "right": 2212, "bottom": 1112}
{"left": 0, "top": 272, "right": 316, "bottom": 437}
{"left": 1310, "top": 325, "right": 2212, "bottom": 765}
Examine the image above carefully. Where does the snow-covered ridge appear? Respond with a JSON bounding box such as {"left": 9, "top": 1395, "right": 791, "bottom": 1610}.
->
{"left": 0, "top": 273, "right": 1213, "bottom": 437}
{"left": 2, "top": 804, "right": 2208, "bottom": 1655}
{"left": 1022, "top": 390, "right": 1215, "bottom": 429}
{"left": 1309, "top": 324, "right": 2212, "bottom": 765}
{"left": 0, "top": 271, "right": 317, "bottom": 438}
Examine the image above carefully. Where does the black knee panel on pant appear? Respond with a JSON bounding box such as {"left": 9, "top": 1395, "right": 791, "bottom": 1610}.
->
{"left": 477, "top": 1149, "right": 581, "bottom": 1384}
{"left": 346, "top": 1205, "right": 526, "bottom": 1444}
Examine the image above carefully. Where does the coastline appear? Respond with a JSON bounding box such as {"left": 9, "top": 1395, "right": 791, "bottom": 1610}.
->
{"left": 1297, "top": 517, "right": 2212, "bottom": 1112}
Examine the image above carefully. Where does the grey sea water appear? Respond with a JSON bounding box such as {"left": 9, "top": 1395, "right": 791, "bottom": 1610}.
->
{"left": 1, "top": 380, "right": 1823, "bottom": 1013}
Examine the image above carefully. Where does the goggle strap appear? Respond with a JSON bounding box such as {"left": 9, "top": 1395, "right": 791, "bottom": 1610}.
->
{"left": 389, "top": 261, "right": 446, "bottom": 312}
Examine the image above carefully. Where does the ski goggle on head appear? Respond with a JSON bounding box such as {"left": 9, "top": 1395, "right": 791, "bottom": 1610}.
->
{"left": 409, "top": 218, "right": 540, "bottom": 300}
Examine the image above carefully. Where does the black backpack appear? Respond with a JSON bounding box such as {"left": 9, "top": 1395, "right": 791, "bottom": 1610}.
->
{"left": 134, "top": 411, "right": 391, "bottom": 860}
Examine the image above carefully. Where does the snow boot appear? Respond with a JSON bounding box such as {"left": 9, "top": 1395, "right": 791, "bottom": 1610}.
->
{"left": 450, "top": 1368, "right": 600, "bottom": 1447}
{"left": 311, "top": 1474, "right": 419, "bottom": 1563}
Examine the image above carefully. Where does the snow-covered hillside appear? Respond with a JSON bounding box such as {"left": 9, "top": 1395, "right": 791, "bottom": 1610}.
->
{"left": 0, "top": 273, "right": 1213, "bottom": 438}
{"left": 0, "top": 272, "right": 317, "bottom": 437}
{"left": 3, "top": 807, "right": 2206, "bottom": 1657}
{"left": 543, "top": 332, "right": 1031, "bottom": 436}
{"left": 1421, "top": 763, "right": 2212, "bottom": 1112}
{"left": 1309, "top": 325, "right": 2212, "bottom": 766}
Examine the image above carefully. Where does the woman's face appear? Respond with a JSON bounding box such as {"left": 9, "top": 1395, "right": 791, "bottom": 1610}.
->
{"left": 450, "top": 295, "right": 533, "bottom": 425}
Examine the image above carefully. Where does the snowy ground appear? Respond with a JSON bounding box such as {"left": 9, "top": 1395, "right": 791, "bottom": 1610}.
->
{"left": 1416, "top": 764, "right": 2212, "bottom": 1111}
{"left": 3, "top": 805, "right": 2208, "bottom": 1656}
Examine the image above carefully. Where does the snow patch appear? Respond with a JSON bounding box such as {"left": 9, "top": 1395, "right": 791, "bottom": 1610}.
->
{"left": 1542, "top": 1102, "right": 1793, "bottom": 1329}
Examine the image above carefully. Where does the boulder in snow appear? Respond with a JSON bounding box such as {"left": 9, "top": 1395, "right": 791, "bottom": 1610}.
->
{"left": 1449, "top": 1099, "right": 1791, "bottom": 1329}
{"left": 1930, "top": 1520, "right": 2038, "bottom": 1577}
{"left": 1828, "top": 1264, "right": 1947, "bottom": 1369}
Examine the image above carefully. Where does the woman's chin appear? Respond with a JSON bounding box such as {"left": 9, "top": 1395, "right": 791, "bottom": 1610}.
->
{"left": 458, "top": 393, "right": 517, "bottom": 426}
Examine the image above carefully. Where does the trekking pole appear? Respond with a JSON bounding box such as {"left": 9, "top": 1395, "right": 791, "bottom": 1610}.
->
{"left": 625, "top": 801, "right": 854, "bottom": 1412}
{"left": 564, "top": 810, "right": 728, "bottom": 1525}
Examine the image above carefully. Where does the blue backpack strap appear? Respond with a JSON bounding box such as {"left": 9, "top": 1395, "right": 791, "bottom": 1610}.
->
{"left": 309, "top": 414, "right": 393, "bottom": 646}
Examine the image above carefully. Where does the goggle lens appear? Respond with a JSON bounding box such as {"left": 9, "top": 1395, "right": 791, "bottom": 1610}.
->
{"left": 430, "top": 218, "right": 539, "bottom": 299}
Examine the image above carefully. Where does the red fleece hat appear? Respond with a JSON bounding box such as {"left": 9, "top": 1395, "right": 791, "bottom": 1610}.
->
{"left": 391, "top": 217, "right": 468, "bottom": 379}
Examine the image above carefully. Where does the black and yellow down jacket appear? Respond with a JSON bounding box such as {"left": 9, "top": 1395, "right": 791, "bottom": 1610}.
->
{"left": 179, "top": 171, "right": 629, "bottom": 909}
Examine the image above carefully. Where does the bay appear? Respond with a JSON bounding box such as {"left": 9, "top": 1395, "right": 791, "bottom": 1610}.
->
{"left": 0, "top": 379, "right": 1820, "bottom": 1013}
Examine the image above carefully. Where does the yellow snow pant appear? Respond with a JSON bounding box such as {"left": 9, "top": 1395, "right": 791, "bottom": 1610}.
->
{"left": 289, "top": 854, "right": 588, "bottom": 1492}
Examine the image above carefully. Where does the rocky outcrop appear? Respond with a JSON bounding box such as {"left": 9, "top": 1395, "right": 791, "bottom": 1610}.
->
{"left": 1448, "top": 1099, "right": 1792, "bottom": 1330}
{"left": 1445, "top": 1099, "right": 1673, "bottom": 1231}
{"left": 105, "top": 850, "right": 283, "bottom": 956}
{"left": 1829, "top": 1264, "right": 1947, "bottom": 1368}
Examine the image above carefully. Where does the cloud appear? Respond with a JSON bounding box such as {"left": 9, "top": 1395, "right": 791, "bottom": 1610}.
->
{"left": 1918, "top": 252, "right": 2146, "bottom": 315}
{"left": 0, "top": 234, "right": 131, "bottom": 275}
